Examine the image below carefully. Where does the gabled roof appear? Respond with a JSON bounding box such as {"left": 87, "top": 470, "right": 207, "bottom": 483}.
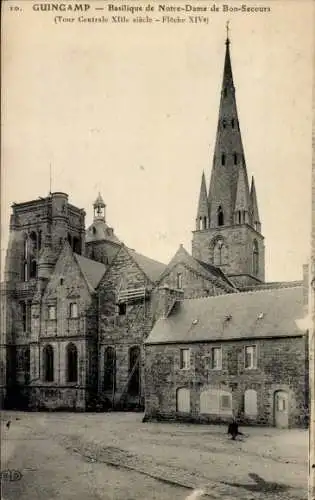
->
{"left": 127, "top": 248, "right": 167, "bottom": 283}
{"left": 146, "top": 285, "right": 305, "bottom": 345}
{"left": 196, "top": 259, "right": 236, "bottom": 289}
{"left": 158, "top": 245, "right": 236, "bottom": 292}
{"left": 74, "top": 253, "right": 106, "bottom": 290}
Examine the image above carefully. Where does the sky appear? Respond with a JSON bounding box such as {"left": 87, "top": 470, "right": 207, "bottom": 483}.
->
{"left": 1, "top": 0, "right": 314, "bottom": 282}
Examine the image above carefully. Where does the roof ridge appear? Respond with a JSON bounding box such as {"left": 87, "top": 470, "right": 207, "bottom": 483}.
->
{"left": 182, "top": 284, "right": 303, "bottom": 302}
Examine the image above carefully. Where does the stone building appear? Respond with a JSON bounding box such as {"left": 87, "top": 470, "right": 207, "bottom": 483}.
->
{"left": 144, "top": 284, "right": 309, "bottom": 428}
{"left": 0, "top": 33, "right": 308, "bottom": 418}
{"left": 0, "top": 190, "right": 233, "bottom": 410}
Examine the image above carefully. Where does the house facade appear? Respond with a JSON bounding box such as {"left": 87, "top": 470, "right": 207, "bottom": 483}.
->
{"left": 144, "top": 285, "right": 309, "bottom": 428}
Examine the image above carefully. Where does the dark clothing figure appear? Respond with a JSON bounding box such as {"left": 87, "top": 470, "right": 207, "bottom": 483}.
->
{"left": 227, "top": 420, "right": 244, "bottom": 440}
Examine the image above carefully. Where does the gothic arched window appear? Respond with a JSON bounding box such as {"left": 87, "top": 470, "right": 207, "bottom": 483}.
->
{"left": 128, "top": 346, "right": 140, "bottom": 396}
{"left": 213, "top": 239, "right": 228, "bottom": 266}
{"left": 214, "top": 240, "right": 224, "bottom": 265}
{"left": 66, "top": 343, "right": 78, "bottom": 383}
{"left": 43, "top": 344, "right": 54, "bottom": 382}
{"left": 217, "top": 206, "right": 224, "bottom": 226}
{"left": 104, "top": 347, "right": 116, "bottom": 391}
{"left": 253, "top": 240, "right": 259, "bottom": 275}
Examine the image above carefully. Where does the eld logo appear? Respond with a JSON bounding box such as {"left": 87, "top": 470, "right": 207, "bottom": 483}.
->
{"left": 0, "top": 469, "right": 22, "bottom": 481}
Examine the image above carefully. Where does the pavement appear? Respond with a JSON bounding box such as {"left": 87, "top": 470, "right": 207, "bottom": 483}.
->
{"left": 0, "top": 411, "right": 308, "bottom": 499}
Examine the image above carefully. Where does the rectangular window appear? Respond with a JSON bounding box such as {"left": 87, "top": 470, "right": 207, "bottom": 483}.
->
{"left": 210, "top": 347, "right": 222, "bottom": 370}
{"left": 244, "top": 345, "right": 257, "bottom": 369}
{"left": 177, "top": 273, "right": 182, "bottom": 289}
{"left": 69, "top": 302, "right": 78, "bottom": 318}
{"left": 48, "top": 305, "right": 56, "bottom": 321}
{"left": 180, "top": 348, "right": 190, "bottom": 370}
{"left": 118, "top": 303, "right": 126, "bottom": 316}
{"left": 21, "top": 302, "right": 32, "bottom": 333}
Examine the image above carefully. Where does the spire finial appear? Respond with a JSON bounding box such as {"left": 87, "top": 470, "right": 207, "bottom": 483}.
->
{"left": 226, "top": 20, "right": 230, "bottom": 44}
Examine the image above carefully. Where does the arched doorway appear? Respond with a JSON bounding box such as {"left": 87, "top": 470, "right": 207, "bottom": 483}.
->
{"left": 128, "top": 346, "right": 140, "bottom": 396}
{"left": 274, "top": 390, "right": 289, "bottom": 428}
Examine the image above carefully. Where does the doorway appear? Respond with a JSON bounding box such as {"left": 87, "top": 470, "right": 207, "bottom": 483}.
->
{"left": 274, "top": 390, "right": 289, "bottom": 428}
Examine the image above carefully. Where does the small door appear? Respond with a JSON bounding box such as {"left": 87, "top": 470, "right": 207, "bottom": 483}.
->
{"left": 244, "top": 389, "right": 258, "bottom": 418}
{"left": 177, "top": 388, "right": 190, "bottom": 413}
{"left": 274, "top": 391, "right": 289, "bottom": 428}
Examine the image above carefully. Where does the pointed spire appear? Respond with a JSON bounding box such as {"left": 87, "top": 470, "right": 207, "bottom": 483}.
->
{"left": 222, "top": 22, "right": 234, "bottom": 91}
{"left": 196, "top": 172, "right": 209, "bottom": 230}
{"left": 234, "top": 162, "right": 251, "bottom": 224}
{"left": 208, "top": 28, "right": 245, "bottom": 227}
{"left": 250, "top": 176, "right": 261, "bottom": 231}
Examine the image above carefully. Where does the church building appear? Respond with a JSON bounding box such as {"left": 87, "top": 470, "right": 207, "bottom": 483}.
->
{"left": 144, "top": 34, "right": 308, "bottom": 428}
{"left": 0, "top": 33, "right": 309, "bottom": 426}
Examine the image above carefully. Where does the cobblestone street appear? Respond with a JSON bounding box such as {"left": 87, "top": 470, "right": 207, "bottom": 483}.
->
{"left": 0, "top": 412, "right": 308, "bottom": 499}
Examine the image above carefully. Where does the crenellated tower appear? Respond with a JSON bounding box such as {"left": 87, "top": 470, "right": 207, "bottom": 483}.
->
{"left": 192, "top": 32, "right": 265, "bottom": 288}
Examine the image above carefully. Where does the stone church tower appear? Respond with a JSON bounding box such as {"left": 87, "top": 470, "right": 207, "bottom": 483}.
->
{"left": 192, "top": 34, "right": 265, "bottom": 288}
{"left": 2, "top": 192, "right": 86, "bottom": 407}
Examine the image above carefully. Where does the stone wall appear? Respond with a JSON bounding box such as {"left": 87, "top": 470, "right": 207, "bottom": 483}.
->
{"left": 144, "top": 335, "right": 308, "bottom": 427}
{"left": 97, "top": 246, "right": 156, "bottom": 407}
{"left": 192, "top": 224, "right": 265, "bottom": 285}
{"left": 159, "top": 263, "right": 228, "bottom": 299}
{"left": 28, "top": 245, "right": 95, "bottom": 410}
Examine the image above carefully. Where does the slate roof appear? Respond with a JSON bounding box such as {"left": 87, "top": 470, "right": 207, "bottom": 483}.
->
{"left": 74, "top": 253, "right": 106, "bottom": 290}
{"left": 240, "top": 281, "right": 303, "bottom": 292}
{"left": 196, "top": 259, "right": 236, "bottom": 289}
{"left": 146, "top": 285, "right": 306, "bottom": 344}
{"left": 127, "top": 248, "right": 167, "bottom": 283}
